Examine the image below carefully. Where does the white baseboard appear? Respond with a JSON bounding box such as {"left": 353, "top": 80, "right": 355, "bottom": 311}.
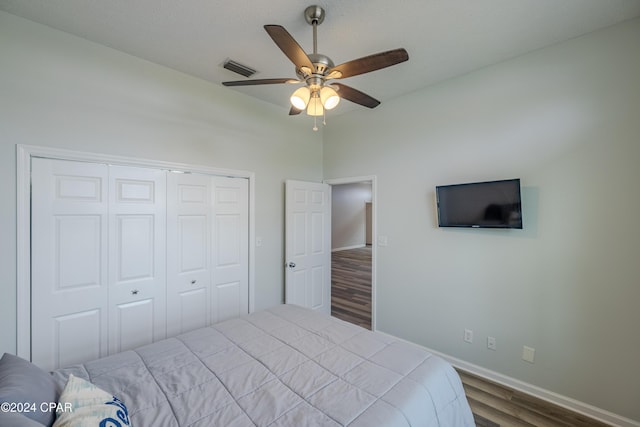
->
{"left": 375, "top": 332, "right": 639, "bottom": 427}
{"left": 331, "top": 244, "right": 366, "bottom": 252}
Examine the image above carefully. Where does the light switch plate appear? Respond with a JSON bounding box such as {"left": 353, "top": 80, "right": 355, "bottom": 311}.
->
{"left": 522, "top": 346, "right": 535, "bottom": 363}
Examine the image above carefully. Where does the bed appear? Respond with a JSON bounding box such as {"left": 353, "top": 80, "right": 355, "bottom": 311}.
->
{"left": 1, "top": 304, "right": 475, "bottom": 426}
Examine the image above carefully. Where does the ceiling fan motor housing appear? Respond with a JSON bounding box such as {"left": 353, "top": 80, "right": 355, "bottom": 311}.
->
{"left": 309, "top": 53, "right": 334, "bottom": 74}
{"left": 296, "top": 53, "right": 334, "bottom": 81}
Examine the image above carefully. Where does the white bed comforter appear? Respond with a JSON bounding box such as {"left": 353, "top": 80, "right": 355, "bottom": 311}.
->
{"left": 53, "top": 304, "right": 475, "bottom": 426}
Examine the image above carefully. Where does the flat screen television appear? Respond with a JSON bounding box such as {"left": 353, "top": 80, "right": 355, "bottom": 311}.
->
{"left": 436, "top": 179, "right": 522, "bottom": 229}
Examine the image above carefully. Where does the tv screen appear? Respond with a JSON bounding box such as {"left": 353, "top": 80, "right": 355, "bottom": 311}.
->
{"left": 436, "top": 179, "right": 522, "bottom": 229}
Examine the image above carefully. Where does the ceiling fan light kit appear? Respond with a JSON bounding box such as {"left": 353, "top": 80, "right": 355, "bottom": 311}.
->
{"left": 307, "top": 95, "right": 324, "bottom": 117}
{"left": 290, "top": 86, "right": 311, "bottom": 110}
{"left": 320, "top": 86, "right": 340, "bottom": 110}
{"left": 222, "top": 5, "right": 409, "bottom": 130}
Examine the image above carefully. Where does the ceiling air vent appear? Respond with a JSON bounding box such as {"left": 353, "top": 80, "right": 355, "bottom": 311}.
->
{"left": 223, "top": 59, "right": 257, "bottom": 78}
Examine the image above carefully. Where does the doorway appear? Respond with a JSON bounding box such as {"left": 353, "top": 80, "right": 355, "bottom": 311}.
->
{"left": 326, "top": 177, "right": 376, "bottom": 330}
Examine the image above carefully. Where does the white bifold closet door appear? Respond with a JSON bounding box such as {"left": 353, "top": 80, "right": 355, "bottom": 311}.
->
{"left": 31, "top": 158, "right": 110, "bottom": 371}
{"left": 166, "top": 174, "right": 249, "bottom": 335}
{"left": 210, "top": 177, "right": 249, "bottom": 323}
{"left": 107, "top": 166, "right": 167, "bottom": 355}
{"left": 31, "top": 158, "right": 248, "bottom": 371}
{"left": 166, "top": 172, "right": 212, "bottom": 337}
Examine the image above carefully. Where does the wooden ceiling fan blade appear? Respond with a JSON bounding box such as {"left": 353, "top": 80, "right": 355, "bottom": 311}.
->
{"left": 333, "top": 83, "right": 380, "bottom": 108}
{"left": 264, "top": 25, "right": 315, "bottom": 71}
{"left": 328, "top": 48, "right": 409, "bottom": 79}
{"left": 222, "top": 78, "right": 298, "bottom": 87}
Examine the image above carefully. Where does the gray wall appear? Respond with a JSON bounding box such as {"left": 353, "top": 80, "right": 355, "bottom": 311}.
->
{"left": 331, "top": 183, "right": 372, "bottom": 250}
{"left": 324, "top": 19, "right": 640, "bottom": 422}
{"left": 0, "top": 12, "right": 323, "bottom": 355}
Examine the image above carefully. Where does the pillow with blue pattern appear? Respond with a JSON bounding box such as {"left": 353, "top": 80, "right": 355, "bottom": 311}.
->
{"left": 52, "top": 374, "right": 131, "bottom": 427}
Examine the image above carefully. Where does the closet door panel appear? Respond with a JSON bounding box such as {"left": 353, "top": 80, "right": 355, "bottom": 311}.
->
{"left": 56, "top": 215, "right": 103, "bottom": 289}
{"left": 177, "top": 288, "right": 209, "bottom": 333}
{"left": 53, "top": 309, "right": 102, "bottom": 369}
{"left": 113, "top": 299, "right": 155, "bottom": 351}
{"left": 116, "top": 215, "right": 156, "bottom": 281}
{"left": 166, "top": 173, "right": 211, "bottom": 336}
{"left": 211, "top": 177, "right": 249, "bottom": 323}
{"left": 214, "top": 282, "right": 241, "bottom": 322}
{"left": 31, "top": 158, "right": 109, "bottom": 371}
{"left": 108, "top": 166, "right": 166, "bottom": 354}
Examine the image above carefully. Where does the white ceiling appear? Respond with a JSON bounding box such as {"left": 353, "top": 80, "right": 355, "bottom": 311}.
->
{"left": 2, "top": 0, "right": 640, "bottom": 115}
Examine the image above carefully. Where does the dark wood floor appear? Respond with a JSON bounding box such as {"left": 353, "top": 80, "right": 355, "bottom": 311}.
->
{"left": 330, "top": 247, "right": 612, "bottom": 426}
{"left": 457, "top": 369, "right": 612, "bottom": 426}
{"left": 331, "top": 246, "right": 372, "bottom": 329}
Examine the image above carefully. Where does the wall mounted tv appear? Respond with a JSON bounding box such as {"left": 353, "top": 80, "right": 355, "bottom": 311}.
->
{"left": 436, "top": 179, "right": 522, "bottom": 229}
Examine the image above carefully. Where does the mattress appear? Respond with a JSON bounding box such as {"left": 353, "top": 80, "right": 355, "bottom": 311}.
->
{"left": 52, "top": 304, "right": 475, "bottom": 426}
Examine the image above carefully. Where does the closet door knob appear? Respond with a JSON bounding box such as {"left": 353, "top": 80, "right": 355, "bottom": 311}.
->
{"left": 131, "top": 289, "right": 139, "bottom": 295}
{"left": 191, "top": 280, "right": 197, "bottom": 285}
{"left": 287, "top": 262, "right": 296, "bottom": 268}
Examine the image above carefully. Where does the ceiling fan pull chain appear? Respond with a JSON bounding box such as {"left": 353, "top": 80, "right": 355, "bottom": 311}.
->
{"left": 313, "top": 116, "right": 318, "bottom": 131}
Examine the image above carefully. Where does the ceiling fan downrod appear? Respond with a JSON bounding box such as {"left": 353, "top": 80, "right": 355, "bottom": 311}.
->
{"left": 304, "top": 5, "right": 325, "bottom": 56}
{"left": 301, "top": 5, "right": 333, "bottom": 130}
{"left": 302, "top": 5, "right": 333, "bottom": 77}
{"left": 301, "top": 6, "right": 334, "bottom": 92}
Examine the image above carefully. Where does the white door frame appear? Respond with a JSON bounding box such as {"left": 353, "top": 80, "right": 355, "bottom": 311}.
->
{"left": 16, "top": 144, "right": 256, "bottom": 360}
{"left": 324, "top": 175, "right": 377, "bottom": 331}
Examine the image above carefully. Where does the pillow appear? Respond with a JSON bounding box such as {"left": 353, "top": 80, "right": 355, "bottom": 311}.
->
{"left": 0, "top": 353, "right": 60, "bottom": 427}
{"left": 52, "top": 374, "right": 131, "bottom": 427}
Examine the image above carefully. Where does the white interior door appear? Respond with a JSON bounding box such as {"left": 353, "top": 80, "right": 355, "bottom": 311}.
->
{"left": 211, "top": 177, "right": 249, "bottom": 322}
{"left": 285, "top": 180, "right": 331, "bottom": 314}
{"left": 108, "top": 165, "right": 166, "bottom": 354}
{"left": 166, "top": 172, "right": 212, "bottom": 336}
{"left": 31, "top": 158, "right": 109, "bottom": 371}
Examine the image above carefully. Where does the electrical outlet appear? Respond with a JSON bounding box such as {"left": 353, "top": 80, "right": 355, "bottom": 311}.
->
{"left": 463, "top": 329, "right": 473, "bottom": 343}
{"left": 522, "top": 346, "right": 535, "bottom": 363}
{"left": 487, "top": 336, "right": 496, "bottom": 351}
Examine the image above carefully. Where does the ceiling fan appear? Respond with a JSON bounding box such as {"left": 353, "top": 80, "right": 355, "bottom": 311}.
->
{"left": 222, "top": 5, "right": 409, "bottom": 130}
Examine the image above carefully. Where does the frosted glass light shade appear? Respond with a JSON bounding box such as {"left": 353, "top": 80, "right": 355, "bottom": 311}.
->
{"left": 306, "top": 96, "right": 324, "bottom": 116}
{"left": 290, "top": 87, "right": 310, "bottom": 110}
{"left": 320, "top": 87, "right": 340, "bottom": 110}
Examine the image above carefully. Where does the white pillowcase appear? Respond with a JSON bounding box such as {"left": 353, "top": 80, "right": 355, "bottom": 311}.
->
{"left": 53, "top": 374, "right": 131, "bottom": 427}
